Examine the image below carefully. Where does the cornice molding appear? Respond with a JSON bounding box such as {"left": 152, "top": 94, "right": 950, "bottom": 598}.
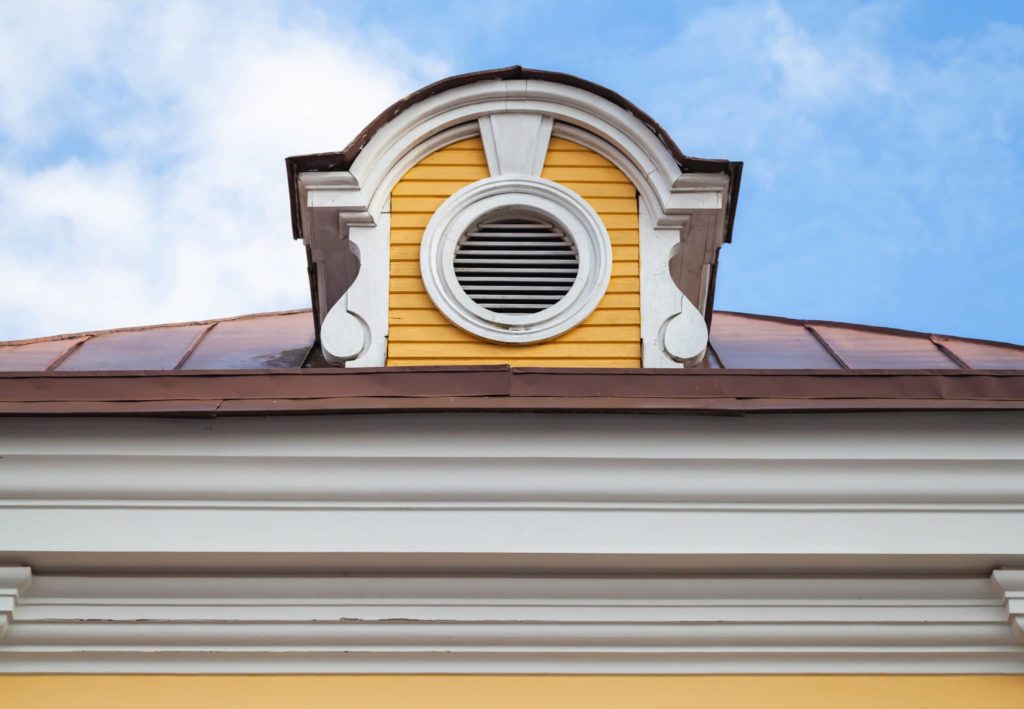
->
{"left": 0, "top": 567, "right": 31, "bottom": 639}
{"left": 2, "top": 413, "right": 1024, "bottom": 569}
{"left": 993, "top": 569, "right": 1024, "bottom": 640}
{"left": 4, "top": 454, "right": 1024, "bottom": 511}
{"left": 2, "top": 572, "right": 1022, "bottom": 674}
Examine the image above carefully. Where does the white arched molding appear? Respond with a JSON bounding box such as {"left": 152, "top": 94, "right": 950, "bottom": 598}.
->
{"left": 299, "top": 80, "right": 731, "bottom": 367}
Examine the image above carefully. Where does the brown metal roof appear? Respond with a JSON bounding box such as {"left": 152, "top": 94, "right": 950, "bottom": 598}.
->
{"left": 0, "top": 310, "right": 315, "bottom": 373}
{"left": 1, "top": 308, "right": 1023, "bottom": 415}
{"left": 2, "top": 309, "right": 1022, "bottom": 375}
{"left": 709, "top": 314, "right": 841, "bottom": 369}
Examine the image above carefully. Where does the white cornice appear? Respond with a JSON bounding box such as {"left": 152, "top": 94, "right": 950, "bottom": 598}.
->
{"left": 0, "top": 567, "right": 31, "bottom": 639}
{"left": 2, "top": 572, "right": 1022, "bottom": 674}
{"left": 4, "top": 455, "right": 1024, "bottom": 511}
{"left": 2, "top": 413, "right": 1024, "bottom": 567}
{"left": 994, "top": 569, "right": 1024, "bottom": 640}
{"left": 2, "top": 413, "right": 1024, "bottom": 674}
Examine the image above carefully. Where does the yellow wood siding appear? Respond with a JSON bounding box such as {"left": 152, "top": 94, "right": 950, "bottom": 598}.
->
{"left": 4, "top": 676, "right": 1024, "bottom": 709}
{"left": 387, "top": 136, "right": 641, "bottom": 367}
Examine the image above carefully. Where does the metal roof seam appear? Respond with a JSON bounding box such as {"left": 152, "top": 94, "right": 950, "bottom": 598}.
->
{"left": 804, "top": 324, "right": 849, "bottom": 369}
{"left": 930, "top": 336, "right": 971, "bottom": 370}
{"left": 175, "top": 322, "right": 217, "bottom": 370}
{"left": 705, "top": 342, "right": 724, "bottom": 369}
{"left": 44, "top": 336, "right": 91, "bottom": 372}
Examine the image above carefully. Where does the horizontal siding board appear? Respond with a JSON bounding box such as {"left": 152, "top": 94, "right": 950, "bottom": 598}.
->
{"left": 542, "top": 150, "right": 617, "bottom": 167}
{"left": 414, "top": 150, "right": 488, "bottom": 166}
{"left": 390, "top": 292, "right": 639, "bottom": 310}
{"left": 390, "top": 324, "right": 638, "bottom": 344}
{"left": 547, "top": 137, "right": 589, "bottom": 149}
{"left": 390, "top": 308, "right": 640, "bottom": 326}
{"left": 541, "top": 166, "right": 632, "bottom": 183}
{"left": 390, "top": 276, "right": 639, "bottom": 294}
{"left": 393, "top": 181, "right": 485, "bottom": 197}
{"left": 394, "top": 195, "right": 637, "bottom": 215}
{"left": 387, "top": 359, "right": 640, "bottom": 367}
{"left": 575, "top": 197, "right": 638, "bottom": 214}
{"left": 390, "top": 228, "right": 638, "bottom": 246}
{"left": 391, "top": 196, "right": 456, "bottom": 213}
{"left": 388, "top": 342, "right": 642, "bottom": 358}
{"left": 389, "top": 244, "right": 639, "bottom": 262}
{"left": 388, "top": 136, "right": 641, "bottom": 367}
{"left": 391, "top": 211, "right": 639, "bottom": 229}
{"left": 399, "top": 165, "right": 491, "bottom": 181}
{"left": 556, "top": 181, "right": 636, "bottom": 197}
{"left": 392, "top": 212, "right": 640, "bottom": 230}
{"left": 390, "top": 258, "right": 639, "bottom": 278}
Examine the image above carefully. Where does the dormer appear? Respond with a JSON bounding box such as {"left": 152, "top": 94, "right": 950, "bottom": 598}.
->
{"left": 287, "top": 67, "right": 742, "bottom": 368}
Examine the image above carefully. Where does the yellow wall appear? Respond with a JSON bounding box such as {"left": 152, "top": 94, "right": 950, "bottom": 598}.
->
{"left": 387, "top": 136, "right": 641, "bottom": 367}
{"left": 4, "top": 676, "right": 1024, "bottom": 708}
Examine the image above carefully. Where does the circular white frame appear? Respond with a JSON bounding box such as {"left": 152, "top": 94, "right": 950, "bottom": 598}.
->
{"left": 420, "top": 176, "right": 612, "bottom": 344}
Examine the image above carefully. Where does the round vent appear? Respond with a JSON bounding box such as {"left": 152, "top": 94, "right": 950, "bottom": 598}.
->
{"left": 419, "top": 175, "right": 611, "bottom": 344}
{"left": 453, "top": 214, "right": 580, "bottom": 314}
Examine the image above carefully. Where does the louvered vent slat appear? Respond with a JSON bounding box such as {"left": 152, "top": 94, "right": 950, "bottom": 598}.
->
{"left": 454, "top": 215, "right": 580, "bottom": 315}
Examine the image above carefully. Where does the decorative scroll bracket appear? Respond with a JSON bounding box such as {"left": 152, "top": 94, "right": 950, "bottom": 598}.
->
{"left": 640, "top": 209, "right": 710, "bottom": 367}
{"left": 318, "top": 214, "right": 389, "bottom": 367}
{"left": 299, "top": 175, "right": 390, "bottom": 367}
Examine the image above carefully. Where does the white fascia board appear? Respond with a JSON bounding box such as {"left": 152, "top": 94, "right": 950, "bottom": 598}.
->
{"left": 2, "top": 572, "right": 1023, "bottom": 674}
{"left": 6, "top": 507, "right": 1024, "bottom": 558}
{"left": 1, "top": 413, "right": 1024, "bottom": 566}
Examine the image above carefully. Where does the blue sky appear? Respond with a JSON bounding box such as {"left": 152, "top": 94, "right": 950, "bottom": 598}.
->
{"left": 1, "top": 0, "right": 1022, "bottom": 343}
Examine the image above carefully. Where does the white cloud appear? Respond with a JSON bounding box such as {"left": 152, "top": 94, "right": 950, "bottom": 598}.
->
{"left": 0, "top": 1, "right": 448, "bottom": 339}
{"left": 2, "top": 0, "right": 1021, "bottom": 343}
{"left": 0, "top": 1, "right": 118, "bottom": 148}
{"left": 634, "top": 2, "right": 1024, "bottom": 339}
{"left": 762, "top": 2, "right": 892, "bottom": 102}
